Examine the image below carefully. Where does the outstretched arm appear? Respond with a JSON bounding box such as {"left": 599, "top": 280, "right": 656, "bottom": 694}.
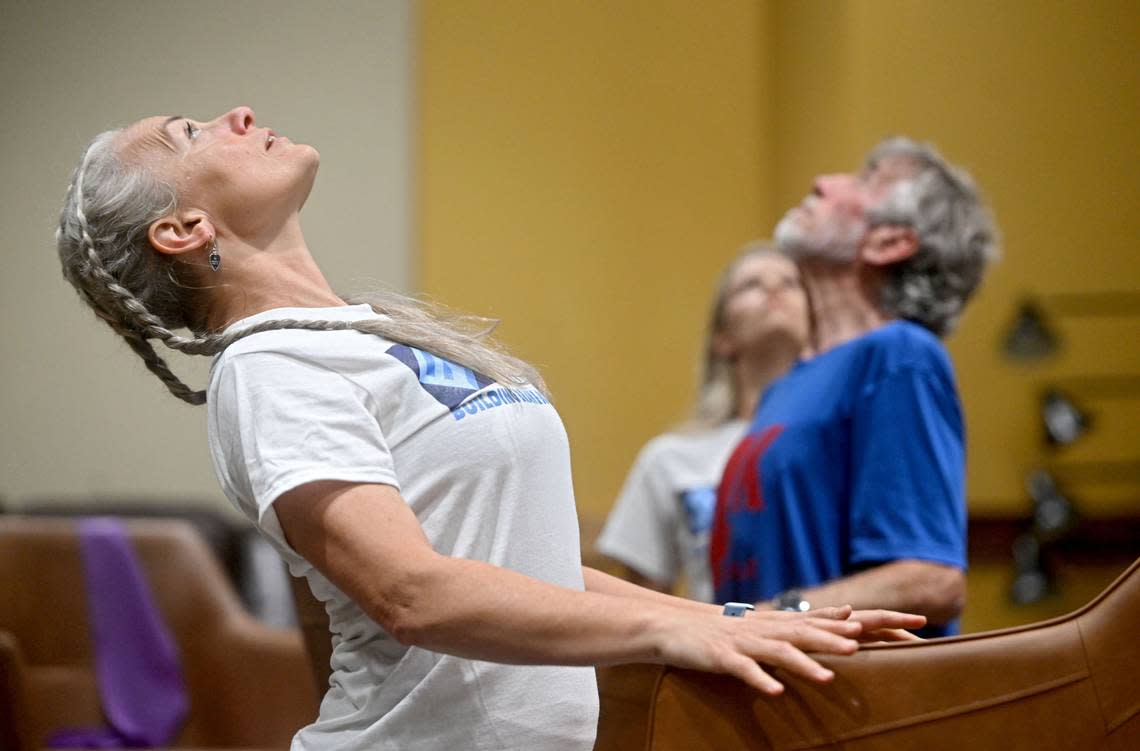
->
{"left": 761, "top": 560, "right": 965, "bottom": 626}
{"left": 584, "top": 564, "right": 927, "bottom": 640}
{"left": 274, "top": 480, "right": 870, "bottom": 695}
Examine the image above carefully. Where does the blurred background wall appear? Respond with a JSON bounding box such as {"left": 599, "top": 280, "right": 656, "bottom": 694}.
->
{"left": 0, "top": 0, "right": 413, "bottom": 511}
{"left": 419, "top": 0, "right": 774, "bottom": 526}
{"left": 420, "top": 0, "right": 1139, "bottom": 521}
{"left": 2, "top": 0, "right": 1137, "bottom": 629}
{"left": 418, "top": 0, "right": 1139, "bottom": 628}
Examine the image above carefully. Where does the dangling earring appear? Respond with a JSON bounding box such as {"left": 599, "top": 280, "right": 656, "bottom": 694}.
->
{"left": 208, "top": 238, "right": 221, "bottom": 271}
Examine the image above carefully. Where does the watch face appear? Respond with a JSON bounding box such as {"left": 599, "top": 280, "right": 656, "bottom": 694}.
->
{"left": 776, "top": 591, "right": 810, "bottom": 612}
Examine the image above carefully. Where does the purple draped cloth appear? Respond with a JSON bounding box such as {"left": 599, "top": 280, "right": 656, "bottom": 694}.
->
{"left": 47, "top": 518, "right": 189, "bottom": 748}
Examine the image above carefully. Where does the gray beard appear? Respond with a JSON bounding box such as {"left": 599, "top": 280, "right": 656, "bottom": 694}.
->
{"left": 774, "top": 211, "right": 861, "bottom": 264}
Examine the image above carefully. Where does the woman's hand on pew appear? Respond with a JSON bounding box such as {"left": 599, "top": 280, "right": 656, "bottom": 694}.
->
{"left": 750, "top": 604, "right": 927, "bottom": 642}
{"left": 654, "top": 608, "right": 863, "bottom": 695}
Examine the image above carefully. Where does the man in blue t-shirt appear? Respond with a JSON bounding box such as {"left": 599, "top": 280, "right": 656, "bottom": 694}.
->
{"left": 710, "top": 138, "right": 999, "bottom": 637}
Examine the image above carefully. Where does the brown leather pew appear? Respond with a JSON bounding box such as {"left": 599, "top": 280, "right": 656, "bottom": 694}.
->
{"left": 596, "top": 557, "right": 1140, "bottom": 750}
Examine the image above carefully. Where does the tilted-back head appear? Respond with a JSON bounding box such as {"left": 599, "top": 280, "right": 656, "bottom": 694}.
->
{"left": 691, "top": 242, "right": 799, "bottom": 428}
{"left": 57, "top": 129, "right": 216, "bottom": 403}
{"left": 57, "top": 124, "right": 546, "bottom": 405}
{"left": 864, "top": 137, "right": 1000, "bottom": 336}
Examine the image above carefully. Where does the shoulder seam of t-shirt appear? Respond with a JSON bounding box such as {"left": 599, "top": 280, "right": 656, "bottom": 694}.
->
{"left": 218, "top": 348, "right": 384, "bottom": 415}
{"left": 637, "top": 434, "right": 677, "bottom": 467}
{"left": 859, "top": 361, "right": 951, "bottom": 399}
{"left": 869, "top": 321, "right": 944, "bottom": 356}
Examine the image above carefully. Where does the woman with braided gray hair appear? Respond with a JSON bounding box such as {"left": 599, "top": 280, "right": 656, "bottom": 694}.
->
{"left": 56, "top": 106, "right": 925, "bottom": 750}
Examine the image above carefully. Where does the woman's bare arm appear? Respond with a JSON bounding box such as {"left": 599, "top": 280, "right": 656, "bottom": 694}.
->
{"left": 273, "top": 480, "right": 866, "bottom": 694}
{"left": 583, "top": 565, "right": 926, "bottom": 641}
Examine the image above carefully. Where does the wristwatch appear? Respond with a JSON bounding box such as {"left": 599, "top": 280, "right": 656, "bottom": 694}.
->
{"left": 773, "top": 589, "right": 811, "bottom": 612}
{"left": 722, "top": 602, "right": 756, "bottom": 617}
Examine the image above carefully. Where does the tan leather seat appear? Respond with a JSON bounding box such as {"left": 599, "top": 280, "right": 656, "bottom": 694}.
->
{"left": 598, "top": 556, "right": 1140, "bottom": 750}
{"left": 0, "top": 517, "right": 318, "bottom": 750}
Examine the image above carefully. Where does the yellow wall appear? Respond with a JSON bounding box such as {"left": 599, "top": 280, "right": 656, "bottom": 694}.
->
{"left": 769, "top": 0, "right": 1140, "bottom": 515}
{"left": 419, "top": 0, "right": 773, "bottom": 520}
{"left": 419, "top": 1, "right": 1140, "bottom": 525}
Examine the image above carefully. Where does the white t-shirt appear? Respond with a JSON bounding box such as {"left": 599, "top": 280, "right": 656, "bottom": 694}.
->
{"left": 206, "top": 305, "right": 598, "bottom": 751}
{"left": 595, "top": 420, "right": 747, "bottom": 603}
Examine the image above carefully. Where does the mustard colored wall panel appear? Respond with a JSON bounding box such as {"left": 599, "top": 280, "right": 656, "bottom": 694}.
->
{"left": 421, "top": 0, "right": 1138, "bottom": 522}
{"left": 770, "top": 0, "right": 1140, "bottom": 515}
{"left": 419, "top": 1, "right": 773, "bottom": 519}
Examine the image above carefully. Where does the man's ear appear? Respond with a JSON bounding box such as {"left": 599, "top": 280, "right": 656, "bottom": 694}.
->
{"left": 860, "top": 224, "right": 919, "bottom": 267}
{"left": 148, "top": 211, "right": 214, "bottom": 257}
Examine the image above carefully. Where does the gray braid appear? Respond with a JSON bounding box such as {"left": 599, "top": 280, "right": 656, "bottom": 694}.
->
{"left": 72, "top": 282, "right": 208, "bottom": 404}
{"left": 59, "top": 131, "right": 212, "bottom": 404}
{"left": 194, "top": 308, "right": 543, "bottom": 393}
{"left": 72, "top": 173, "right": 210, "bottom": 354}
{"left": 58, "top": 128, "right": 545, "bottom": 405}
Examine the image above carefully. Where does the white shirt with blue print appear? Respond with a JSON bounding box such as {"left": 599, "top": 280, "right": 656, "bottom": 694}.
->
{"left": 206, "top": 304, "right": 597, "bottom": 751}
{"left": 596, "top": 419, "right": 747, "bottom": 603}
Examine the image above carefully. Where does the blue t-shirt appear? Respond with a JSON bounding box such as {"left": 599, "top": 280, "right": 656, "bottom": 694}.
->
{"left": 710, "top": 321, "right": 967, "bottom": 637}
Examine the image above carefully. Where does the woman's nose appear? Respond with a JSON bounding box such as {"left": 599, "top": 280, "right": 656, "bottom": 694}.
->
{"left": 223, "top": 106, "right": 256, "bottom": 134}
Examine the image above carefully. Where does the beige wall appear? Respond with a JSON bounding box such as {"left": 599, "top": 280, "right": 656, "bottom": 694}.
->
{"left": 0, "top": 0, "right": 413, "bottom": 510}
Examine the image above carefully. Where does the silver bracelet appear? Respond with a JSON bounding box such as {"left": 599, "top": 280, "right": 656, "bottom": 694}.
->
{"left": 722, "top": 602, "right": 756, "bottom": 617}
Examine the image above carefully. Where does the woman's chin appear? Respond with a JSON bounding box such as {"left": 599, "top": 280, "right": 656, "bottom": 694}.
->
{"left": 295, "top": 158, "right": 320, "bottom": 209}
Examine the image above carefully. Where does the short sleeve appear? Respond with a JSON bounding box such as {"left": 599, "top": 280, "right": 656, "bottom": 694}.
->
{"left": 595, "top": 441, "right": 681, "bottom": 585}
{"left": 848, "top": 365, "right": 967, "bottom": 570}
{"left": 209, "top": 351, "right": 400, "bottom": 560}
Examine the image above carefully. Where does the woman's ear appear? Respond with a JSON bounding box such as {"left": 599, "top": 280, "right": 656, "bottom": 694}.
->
{"left": 860, "top": 224, "right": 919, "bottom": 267}
{"left": 148, "top": 211, "right": 214, "bottom": 257}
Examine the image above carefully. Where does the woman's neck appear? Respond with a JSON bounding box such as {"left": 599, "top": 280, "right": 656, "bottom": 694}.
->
{"left": 798, "top": 259, "right": 891, "bottom": 353}
{"left": 733, "top": 337, "right": 802, "bottom": 420}
{"left": 202, "top": 227, "right": 345, "bottom": 332}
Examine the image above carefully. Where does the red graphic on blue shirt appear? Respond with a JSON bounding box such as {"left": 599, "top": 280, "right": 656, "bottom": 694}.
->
{"left": 709, "top": 425, "right": 783, "bottom": 593}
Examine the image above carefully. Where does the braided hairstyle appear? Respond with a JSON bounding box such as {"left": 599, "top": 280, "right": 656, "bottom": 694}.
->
{"left": 57, "top": 128, "right": 546, "bottom": 405}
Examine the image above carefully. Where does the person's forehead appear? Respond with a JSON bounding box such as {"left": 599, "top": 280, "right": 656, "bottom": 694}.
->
{"left": 734, "top": 252, "right": 795, "bottom": 280}
{"left": 120, "top": 115, "right": 165, "bottom": 141}
{"left": 745, "top": 252, "right": 792, "bottom": 270}
{"left": 116, "top": 115, "right": 177, "bottom": 163}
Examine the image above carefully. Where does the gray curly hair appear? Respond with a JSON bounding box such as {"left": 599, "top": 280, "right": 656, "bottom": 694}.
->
{"left": 57, "top": 128, "right": 545, "bottom": 405}
{"left": 864, "top": 137, "right": 1000, "bottom": 336}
